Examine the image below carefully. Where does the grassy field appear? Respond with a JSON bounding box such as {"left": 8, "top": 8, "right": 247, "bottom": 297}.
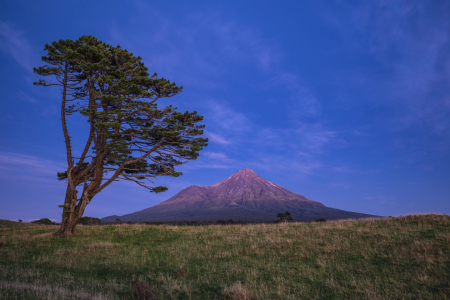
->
{"left": 0, "top": 214, "right": 449, "bottom": 299}
{"left": 0, "top": 219, "right": 40, "bottom": 229}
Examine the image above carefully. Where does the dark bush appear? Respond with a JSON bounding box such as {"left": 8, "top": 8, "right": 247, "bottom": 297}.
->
{"left": 217, "top": 219, "right": 241, "bottom": 225}
{"left": 315, "top": 218, "right": 326, "bottom": 222}
{"left": 31, "top": 218, "right": 58, "bottom": 225}
{"left": 143, "top": 221, "right": 164, "bottom": 225}
{"left": 276, "top": 212, "right": 293, "bottom": 223}
{"left": 78, "top": 216, "right": 101, "bottom": 225}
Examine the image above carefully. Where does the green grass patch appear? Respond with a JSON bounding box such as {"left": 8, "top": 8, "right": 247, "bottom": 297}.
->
{"left": 0, "top": 214, "right": 449, "bottom": 299}
{"left": 0, "top": 219, "right": 40, "bottom": 230}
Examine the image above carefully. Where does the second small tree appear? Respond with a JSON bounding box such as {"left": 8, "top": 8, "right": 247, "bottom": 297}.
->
{"left": 276, "top": 212, "right": 293, "bottom": 223}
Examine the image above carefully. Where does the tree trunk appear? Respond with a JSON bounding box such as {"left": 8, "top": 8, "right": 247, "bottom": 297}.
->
{"left": 56, "top": 215, "right": 79, "bottom": 235}
{"left": 56, "top": 185, "right": 94, "bottom": 235}
{"left": 55, "top": 184, "right": 79, "bottom": 235}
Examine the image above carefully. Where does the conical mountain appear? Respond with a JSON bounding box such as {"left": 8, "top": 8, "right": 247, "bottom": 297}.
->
{"left": 102, "top": 169, "right": 376, "bottom": 223}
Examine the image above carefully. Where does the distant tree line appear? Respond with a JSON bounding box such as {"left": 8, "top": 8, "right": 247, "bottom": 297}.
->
{"left": 31, "top": 218, "right": 59, "bottom": 225}
{"left": 26, "top": 215, "right": 326, "bottom": 226}
{"left": 29, "top": 217, "right": 101, "bottom": 226}
{"left": 216, "top": 219, "right": 245, "bottom": 225}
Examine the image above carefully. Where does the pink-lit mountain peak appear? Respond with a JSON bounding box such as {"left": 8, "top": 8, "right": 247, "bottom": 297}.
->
{"left": 102, "top": 168, "right": 377, "bottom": 222}
{"left": 206, "top": 168, "right": 289, "bottom": 198}
{"left": 153, "top": 168, "right": 317, "bottom": 210}
{"left": 210, "top": 168, "right": 269, "bottom": 187}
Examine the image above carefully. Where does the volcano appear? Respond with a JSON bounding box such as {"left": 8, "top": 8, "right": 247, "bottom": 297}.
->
{"left": 101, "top": 169, "right": 376, "bottom": 223}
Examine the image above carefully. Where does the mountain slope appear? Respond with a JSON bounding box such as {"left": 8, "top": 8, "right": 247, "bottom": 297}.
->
{"left": 102, "top": 169, "right": 376, "bottom": 222}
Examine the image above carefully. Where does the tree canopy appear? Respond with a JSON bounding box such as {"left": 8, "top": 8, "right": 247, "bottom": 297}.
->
{"left": 276, "top": 212, "right": 293, "bottom": 223}
{"left": 34, "top": 36, "right": 208, "bottom": 235}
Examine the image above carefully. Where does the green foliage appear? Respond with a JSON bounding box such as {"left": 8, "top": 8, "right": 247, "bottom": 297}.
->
{"left": 151, "top": 186, "right": 168, "bottom": 193}
{"left": 30, "top": 218, "right": 58, "bottom": 225}
{"left": 35, "top": 36, "right": 208, "bottom": 186}
{"left": 276, "top": 211, "right": 293, "bottom": 223}
{"left": 77, "top": 216, "right": 101, "bottom": 225}
{"left": 33, "top": 36, "right": 208, "bottom": 227}
{"left": 0, "top": 219, "right": 37, "bottom": 229}
{"left": 56, "top": 171, "right": 67, "bottom": 181}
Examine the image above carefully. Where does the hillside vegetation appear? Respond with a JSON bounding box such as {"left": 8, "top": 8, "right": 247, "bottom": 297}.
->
{"left": 0, "top": 214, "right": 449, "bottom": 299}
{"left": 0, "top": 219, "right": 39, "bottom": 230}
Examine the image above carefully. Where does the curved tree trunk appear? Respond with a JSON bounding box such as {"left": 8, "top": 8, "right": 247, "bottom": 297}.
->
{"left": 56, "top": 183, "right": 94, "bottom": 235}
{"left": 56, "top": 185, "right": 78, "bottom": 235}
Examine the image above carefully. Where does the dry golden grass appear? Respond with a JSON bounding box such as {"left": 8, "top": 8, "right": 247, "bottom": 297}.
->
{"left": 222, "top": 282, "right": 251, "bottom": 300}
{"left": 0, "top": 214, "right": 449, "bottom": 299}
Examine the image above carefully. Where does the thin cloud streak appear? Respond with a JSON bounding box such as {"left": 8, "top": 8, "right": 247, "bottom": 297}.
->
{"left": 0, "top": 152, "right": 66, "bottom": 186}
{"left": 266, "top": 72, "right": 322, "bottom": 118}
{"left": 204, "top": 101, "right": 252, "bottom": 132}
{"left": 204, "top": 131, "right": 230, "bottom": 145}
{"left": 0, "top": 21, "right": 37, "bottom": 72}
{"left": 17, "top": 91, "right": 39, "bottom": 103}
{"left": 318, "top": 0, "right": 450, "bottom": 135}
{"left": 106, "top": 5, "right": 332, "bottom": 178}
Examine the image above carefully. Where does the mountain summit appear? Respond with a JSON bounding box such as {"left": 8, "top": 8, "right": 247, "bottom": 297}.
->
{"left": 102, "top": 169, "right": 375, "bottom": 223}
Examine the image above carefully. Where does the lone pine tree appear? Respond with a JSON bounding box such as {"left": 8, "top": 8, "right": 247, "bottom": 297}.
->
{"left": 34, "top": 36, "right": 207, "bottom": 235}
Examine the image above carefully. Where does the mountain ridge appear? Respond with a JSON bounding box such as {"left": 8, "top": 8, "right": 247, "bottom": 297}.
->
{"left": 102, "top": 169, "right": 377, "bottom": 223}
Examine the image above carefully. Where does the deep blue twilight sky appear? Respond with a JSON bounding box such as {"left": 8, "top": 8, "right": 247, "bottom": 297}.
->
{"left": 1, "top": 1, "right": 449, "bottom": 222}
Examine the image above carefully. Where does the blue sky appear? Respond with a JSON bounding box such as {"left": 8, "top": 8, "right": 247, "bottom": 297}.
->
{"left": 1, "top": 0, "right": 449, "bottom": 221}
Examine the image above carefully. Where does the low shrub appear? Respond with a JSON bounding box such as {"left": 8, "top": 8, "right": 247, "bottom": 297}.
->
{"left": 30, "top": 218, "right": 58, "bottom": 225}
{"left": 78, "top": 216, "right": 101, "bottom": 225}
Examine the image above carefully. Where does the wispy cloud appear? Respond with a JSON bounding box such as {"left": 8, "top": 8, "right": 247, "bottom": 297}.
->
{"left": 203, "top": 151, "right": 229, "bottom": 160}
{"left": 0, "top": 21, "right": 37, "bottom": 72}
{"left": 318, "top": 1, "right": 450, "bottom": 135}
{"left": 332, "top": 166, "right": 382, "bottom": 174}
{"left": 0, "top": 152, "right": 66, "bottom": 184}
{"left": 105, "top": 3, "right": 344, "bottom": 177}
{"left": 186, "top": 151, "right": 238, "bottom": 170}
{"left": 248, "top": 154, "right": 324, "bottom": 175}
{"left": 204, "top": 131, "right": 230, "bottom": 145}
{"left": 265, "top": 72, "right": 322, "bottom": 118}
{"left": 17, "top": 91, "right": 38, "bottom": 103}
{"left": 204, "top": 101, "right": 252, "bottom": 132}
{"left": 252, "top": 123, "right": 339, "bottom": 155}
{"left": 188, "top": 12, "right": 283, "bottom": 71}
